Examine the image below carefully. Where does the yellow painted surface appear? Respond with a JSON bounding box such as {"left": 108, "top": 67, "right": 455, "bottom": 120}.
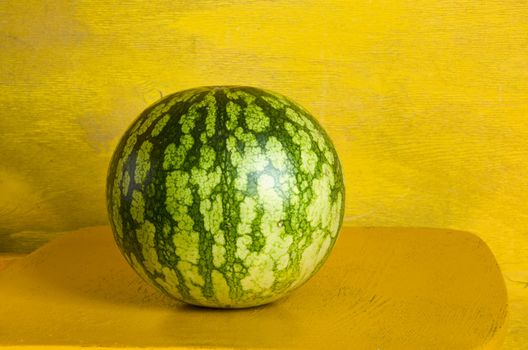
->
{"left": 0, "top": 1, "right": 527, "bottom": 347}
{"left": 0, "top": 226, "right": 508, "bottom": 349}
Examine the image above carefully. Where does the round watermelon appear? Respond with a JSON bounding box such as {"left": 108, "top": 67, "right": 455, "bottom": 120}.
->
{"left": 106, "top": 86, "right": 345, "bottom": 308}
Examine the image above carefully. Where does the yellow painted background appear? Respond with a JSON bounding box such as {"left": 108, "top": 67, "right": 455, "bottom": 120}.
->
{"left": 0, "top": 0, "right": 527, "bottom": 348}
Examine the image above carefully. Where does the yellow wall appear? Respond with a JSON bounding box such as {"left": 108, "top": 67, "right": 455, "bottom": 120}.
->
{"left": 0, "top": 1, "right": 527, "bottom": 347}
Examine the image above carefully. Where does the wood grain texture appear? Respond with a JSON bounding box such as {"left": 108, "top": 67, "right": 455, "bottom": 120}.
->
{"left": 0, "top": 0, "right": 527, "bottom": 347}
{"left": 0, "top": 226, "right": 508, "bottom": 349}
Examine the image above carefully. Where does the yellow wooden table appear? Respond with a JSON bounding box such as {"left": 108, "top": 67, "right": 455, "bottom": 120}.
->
{"left": 0, "top": 226, "right": 508, "bottom": 349}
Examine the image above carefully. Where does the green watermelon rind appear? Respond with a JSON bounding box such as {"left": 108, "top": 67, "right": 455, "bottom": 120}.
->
{"left": 106, "top": 86, "right": 345, "bottom": 308}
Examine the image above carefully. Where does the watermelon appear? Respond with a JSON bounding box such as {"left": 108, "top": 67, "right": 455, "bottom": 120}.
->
{"left": 106, "top": 86, "right": 345, "bottom": 308}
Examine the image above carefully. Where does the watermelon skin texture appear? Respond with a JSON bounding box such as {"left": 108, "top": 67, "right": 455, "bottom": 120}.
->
{"left": 107, "top": 86, "right": 345, "bottom": 308}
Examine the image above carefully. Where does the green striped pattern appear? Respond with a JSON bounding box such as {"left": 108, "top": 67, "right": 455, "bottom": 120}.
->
{"left": 107, "top": 86, "right": 345, "bottom": 308}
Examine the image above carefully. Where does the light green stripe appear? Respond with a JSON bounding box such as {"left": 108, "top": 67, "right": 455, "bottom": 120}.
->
{"left": 136, "top": 220, "right": 163, "bottom": 273}
{"left": 134, "top": 140, "right": 153, "bottom": 184}
{"left": 130, "top": 190, "right": 145, "bottom": 223}
{"left": 244, "top": 103, "right": 269, "bottom": 132}
{"left": 151, "top": 113, "right": 171, "bottom": 137}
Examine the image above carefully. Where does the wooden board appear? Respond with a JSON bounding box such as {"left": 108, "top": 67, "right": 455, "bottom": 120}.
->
{"left": 0, "top": 226, "right": 508, "bottom": 349}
